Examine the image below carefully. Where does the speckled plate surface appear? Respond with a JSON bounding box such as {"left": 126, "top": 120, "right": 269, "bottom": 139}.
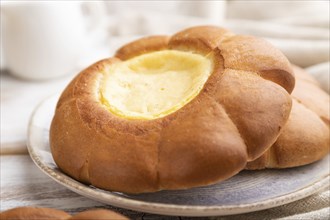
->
{"left": 27, "top": 94, "right": 330, "bottom": 217}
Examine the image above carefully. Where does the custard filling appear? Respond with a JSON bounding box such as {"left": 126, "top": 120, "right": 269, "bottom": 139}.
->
{"left": 100, "top": 50, "right": 212, "bottom": 119}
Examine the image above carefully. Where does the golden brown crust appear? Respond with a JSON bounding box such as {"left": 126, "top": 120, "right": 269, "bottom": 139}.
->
{"left": 291, "top": 65, "right": 329, "bottom": 126}
{"left": 69, "top": 209, "right": 128, "bottom": 220}
{"left": 0, "top": 207, "right": 71, "bottom": 220}
{"left": 293, "top": 65, "right": 321, "bottom": 86}
{"left": 168, "top": 26, "right": 234, "bottom": 54}
{"left": 214, "top": 69, "right": 292, "bottom": 160}
{"left": 0, "top": 207, "right": 128, "bottom": 220}
{"left": 158, "top": 95, "right": 248, "bottom": 189}
{"left": 115, "top": 35, "right": 170, "bottom": 61}
{"left": 50, "top": 25, "right": 294, "bottom": 193}
{"left": 246, "top": 66, "right": 330, "bottom": 169}
{"left": 218, "top": 35, "right": 295, "bottom": 93}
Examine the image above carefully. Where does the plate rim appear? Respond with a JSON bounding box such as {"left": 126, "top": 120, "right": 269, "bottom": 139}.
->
{"left": 27, "top": 94, "right": 330, "bottom": 217}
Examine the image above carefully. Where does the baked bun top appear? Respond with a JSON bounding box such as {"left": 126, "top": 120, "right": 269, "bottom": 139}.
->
{"left": 50, "top": 26, "right": 294, "bottom": 193}
{"left": 246, "top": 65, "right": 329, "bottom": 169}
{"left": 0, "top": 207, "right": 128, "bottom": 220}
{"left": 0, "top": 207, "right": 70, "bottom": 220}
{"left": 69, "top": 209, "right": 128, "bottom": 220}
{"left": 292, "top": 66, "right": 329, "bottom": 126}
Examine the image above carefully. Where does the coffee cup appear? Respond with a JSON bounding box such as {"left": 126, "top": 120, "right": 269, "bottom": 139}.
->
{"left": 0, "top": 1, "right": 106, "bottom": 80}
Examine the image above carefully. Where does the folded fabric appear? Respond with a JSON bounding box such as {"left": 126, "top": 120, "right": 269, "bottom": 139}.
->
{"left": 105, "top": 10, "right": 329, "bottom": 67}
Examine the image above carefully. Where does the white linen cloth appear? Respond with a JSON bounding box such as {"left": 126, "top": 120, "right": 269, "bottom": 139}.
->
{"left": 1, "top": 1, "right": 329, "bottom": 219}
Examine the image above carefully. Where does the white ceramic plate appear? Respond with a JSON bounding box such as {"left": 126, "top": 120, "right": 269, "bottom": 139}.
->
{"left": 27, "top": 94, "right": 330, "bottom": 217}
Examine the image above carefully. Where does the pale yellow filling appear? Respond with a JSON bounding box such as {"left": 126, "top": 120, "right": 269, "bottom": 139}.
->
{"left": 100, "top": 50, "right": 212, "bottom": 119}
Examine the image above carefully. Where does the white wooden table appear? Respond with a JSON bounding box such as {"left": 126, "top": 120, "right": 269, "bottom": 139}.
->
{"left": 0, "top": 155, "right": 178, "bottom": 219}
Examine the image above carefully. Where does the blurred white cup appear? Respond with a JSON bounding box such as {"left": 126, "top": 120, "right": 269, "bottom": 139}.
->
{"left": 0, "top": 1, "right": 106, "bottom": 80}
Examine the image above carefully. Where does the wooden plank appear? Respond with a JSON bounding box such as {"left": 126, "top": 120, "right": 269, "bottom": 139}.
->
{"left": 0, "top": 155, "right": 183, "bottom": 219}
